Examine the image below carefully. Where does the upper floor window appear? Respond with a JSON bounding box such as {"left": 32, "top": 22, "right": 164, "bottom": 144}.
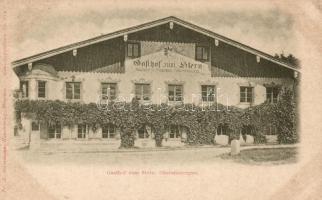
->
{"left": 37, "top": 81, "right": 46, "bottom": 98}
{"left": 127, "top": 42, "right": 140, "bottom": 58}
{"left": 102, "top": 124, "right": 116, "bottom": 139}
{"left": 196, "top": 46, "right": 209, "bottom": 61}
{"left": 266, "top": 87, "right": 279, "bottom": 103}
{"left": 168, "top": 85, "right": 183, "bottom": 102}
{"left": 240, "top": 87, "right": 253, "bottom": 103}
{"left": 135, "top": 84, "right": 151, "bottom": 101}
{"left": 20, "top": 81, "right": 29, "bottom": 98}
{"left": 201, "top": 85, "right": 215, "bottom": 102}
{"left": 101, "top": 83, "right": 117, "bottom": 100}
{"left": 66, "top": 82, "right": 81, "bottom": 99}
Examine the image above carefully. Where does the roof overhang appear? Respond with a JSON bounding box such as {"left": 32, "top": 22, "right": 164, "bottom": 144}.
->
{"left": 11, "top": 16, "right": 299, "bottom": 72}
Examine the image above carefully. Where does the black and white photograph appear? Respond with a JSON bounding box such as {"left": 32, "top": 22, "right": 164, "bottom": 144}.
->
{"left": 1, "top": 0, "right": 322, "bottom": 200}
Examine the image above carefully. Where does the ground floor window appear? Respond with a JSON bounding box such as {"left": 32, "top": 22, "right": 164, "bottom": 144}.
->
{"left": 78, "top": 124, "right": 87, "bottom": 139}
{"left": 169, "top": 125, "right": 181, "bottom": 139}
{"left": 241, "top": 125, "right": 253, "bottom": 135}
{"left": 217, "top": 124, "right": 228, "bottom": 135}
{"left": 102, "top": 124, "right": 116, "bottom": 138}
{"left": 48, "top": 123, "right": 61, "bottom": 139}
{"left": 14, "top": 126, "right": 19, "bottom": 136}
{"left": 31, "top": 121, "right": 40, "bottom": 131}
{"left": 265, "top": 125, "right": 278, "bottom": 135}
{"left": 241, "top": 125, "right": 254, "bottom": 141}
{"left": 138, "top": 125, "right": 150, "bottom": 139}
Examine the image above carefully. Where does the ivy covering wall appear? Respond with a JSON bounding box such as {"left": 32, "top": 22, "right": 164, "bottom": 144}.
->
{"left": 15, "top": 89, "right": 298, "bottom": 148}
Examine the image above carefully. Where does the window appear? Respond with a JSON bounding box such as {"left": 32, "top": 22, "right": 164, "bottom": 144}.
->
{"left": 101, "top": 83, "right": 117, "bottom": 100}
{"left": 168, "top": 85, "right": 183, "bottom": 102}
{"left": 77, "top": 124, "right": 86, "bottom": 139}
{"left": 20, "top": 81, "right": 29, "bottom": 98}
{"left": 196, "top": 46, "right": 209, "bottom": 61}
{"left": 66, "top": 82, "right": 81, "bottom": 99}
{"left": 31, "top": 121, "right": 40, "bottom": 131}
{"left": 217, "top": 124, "right": 228, "bottom": 135}
{"left": 266, "top": 125, "right": 278, "bottom": 135}
{"left": 241, "top": 125, "right": 253, "bottom": 135}
{"left": 266, "top": 87, "right": 279, "bottom": 103}
{"left": 138, "top": 125, "right": 150, "bottom": 139}
{"left": 102, "top": 124, "right": 116, "bottom": 139}
{"left": 169, "top": 125, "right": 181, "bottom": 139}
{"left": 48, "top": 123, "right": 61, "bottom": 139}
{"left": 201, "top": 85, "right": 215, "bottom": 102}
{"left": 14, "top": 126, "right": 19, "bottom": 136}
{"left": 240, "top": 87, "right": 253, "bottom": 103}
{"left": 127, "top": 42, "right": 140, "bottom": 58}
{"left": 135, "top": 84, "right": 151, "bottom": 101}
{"left": 38, "top": 81, "right": 46, "bottom": 98}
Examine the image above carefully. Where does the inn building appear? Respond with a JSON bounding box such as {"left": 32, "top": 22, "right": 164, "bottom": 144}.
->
{"left": 12, "top": 16, "right": 299, "bottom": 148}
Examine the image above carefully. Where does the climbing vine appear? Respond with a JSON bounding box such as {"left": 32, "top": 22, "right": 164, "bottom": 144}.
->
{"left": 15, "top": 88, "right": 298, "bottom": 148}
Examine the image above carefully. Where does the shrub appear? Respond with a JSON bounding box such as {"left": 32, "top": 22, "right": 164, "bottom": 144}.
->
{"left": 275, "top": 89, "right": 298, "bottom": 144}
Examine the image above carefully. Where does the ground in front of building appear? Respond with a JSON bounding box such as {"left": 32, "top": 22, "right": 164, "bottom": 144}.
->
{"left": 15, "top": 144, "right": 297, "bottom": 166}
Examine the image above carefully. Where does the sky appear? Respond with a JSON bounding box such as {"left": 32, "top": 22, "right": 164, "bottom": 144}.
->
{"left": 8, "top": 0, "right": 298, "bottom": 61}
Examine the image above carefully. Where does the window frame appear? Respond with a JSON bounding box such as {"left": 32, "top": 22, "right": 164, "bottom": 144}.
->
{"left": 66, "top": 82, "right": 81, "bottom": 100}
{"left": 266, "top": 124, "right": 278, "bottom": 135}
{"left": 195, "top": 45, "right": 209, "bottom": 61}
{"left": 169, "top": 125, "right": 181, "bottom": 139}
{"left": 101, "top": 83, "right": 117, "bottom": 100}
{"left": 134, "top": 83, "right": 151, "bottom": 101}
{"left": 31, "top": 121, "right": 40, "bottom": 131}
{"left": 20, "top": 80, "right": 29, "bottom": 98}
{"left": 77, "top": 124, "right": 87, "bottom": 139}
{"left": 37, "top": 80, "right": 47, "bottom": 98}
{"left": 168, "top": 84, "right": 183, "bottom": 102}
{"left": 48, "top": 123, "right": 62, "bottom": 139}
{"left": 240, "top": 86, "right": 254, "bottom": 103}
{"left": 266, "top": 87, "right": 279, "bottom": 103}
{"left": 126, "top": 42, "right": 140, "bottom": 58}
{"left": 137, "top": 125, "right": 150, "bottom": 139}
{"left": 102, "top": 124, "right": 116, "bottom": 139}
{"left": 201, "top": 85, "right": 216, "bottom": 102}
{"left": 217, "top": 124, "right": 228, "bottom": 136}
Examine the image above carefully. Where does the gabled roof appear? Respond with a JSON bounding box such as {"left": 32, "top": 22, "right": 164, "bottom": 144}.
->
{"left": 12, "top": 16, "right": 299, "bottom": 72}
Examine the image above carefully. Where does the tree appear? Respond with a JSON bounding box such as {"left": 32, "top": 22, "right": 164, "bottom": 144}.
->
{"left": 274, "top": 53, "right": 300, "bottom": 67}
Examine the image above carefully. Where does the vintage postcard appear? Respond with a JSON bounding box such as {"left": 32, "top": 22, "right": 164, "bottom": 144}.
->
{"left": 1, "top": 0, "right": 322, "bottom": 199}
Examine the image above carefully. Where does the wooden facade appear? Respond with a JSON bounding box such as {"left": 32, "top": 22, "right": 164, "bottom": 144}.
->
{"left": 14, "top": 18, "right": 296, "bottom": 78}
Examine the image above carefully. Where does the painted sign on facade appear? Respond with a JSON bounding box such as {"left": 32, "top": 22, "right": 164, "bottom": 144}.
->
{"left": 128, "top": 50, "right": 210, "bottom": 74}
